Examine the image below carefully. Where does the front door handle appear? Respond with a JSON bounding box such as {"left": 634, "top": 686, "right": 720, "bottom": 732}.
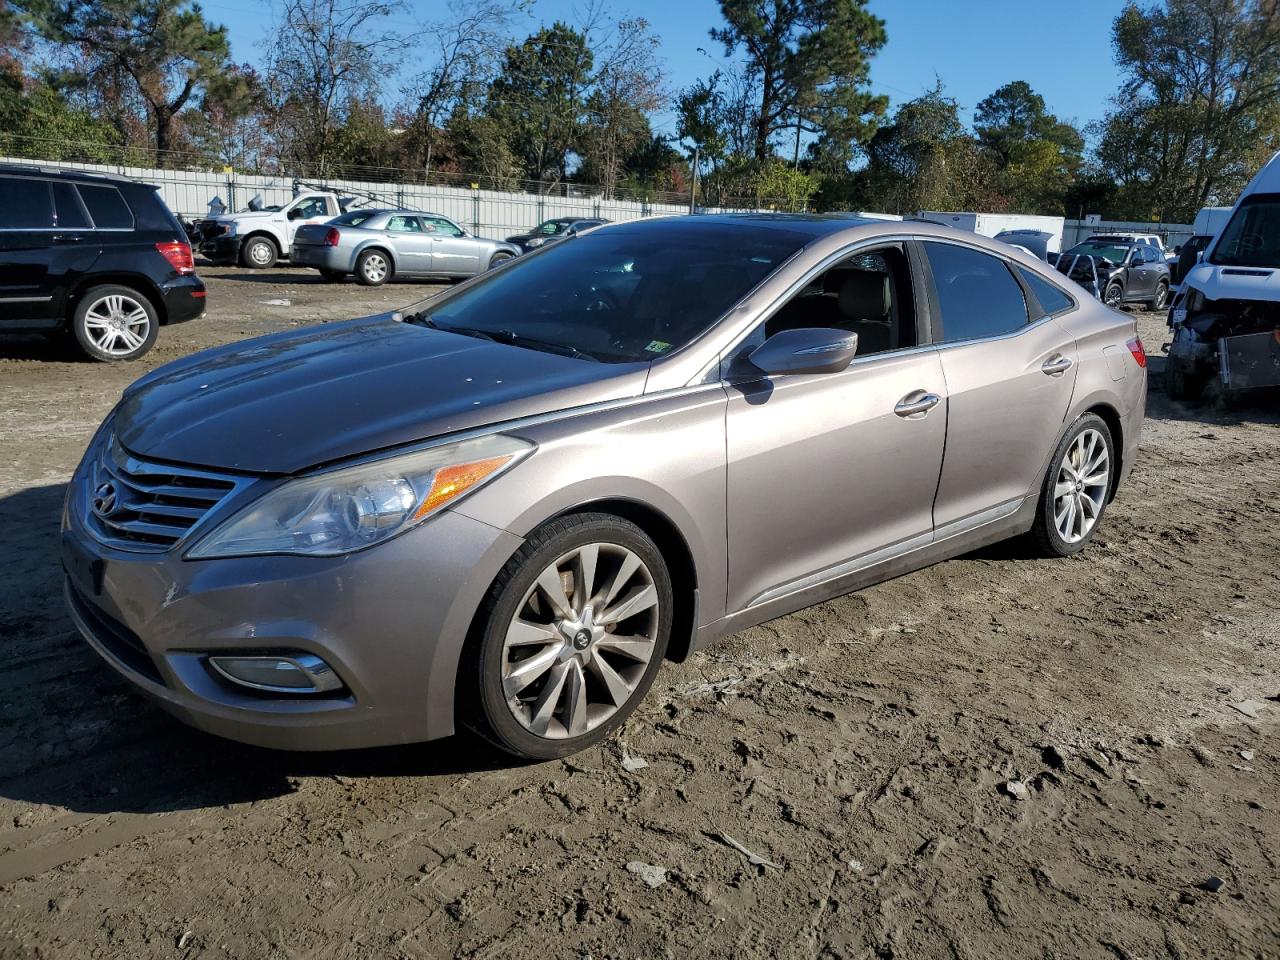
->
{"left": 894, "top": 391, "right": 942, "bottom": 419}
{"left": 1042, "top": 354, "right": 1073, "bottom": 376}
{"left": 51, "top": 234, "right": 84, "bottom": 243}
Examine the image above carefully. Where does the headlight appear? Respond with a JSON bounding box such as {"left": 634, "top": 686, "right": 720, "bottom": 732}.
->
{"left": 224, "top": 222, "right": 237, "bottom": 236}
{"left": 187, "top": 434, "right": 532, "bottom": 559}
{"left": 525, "top": 237, "right": 546, "bottom": 248}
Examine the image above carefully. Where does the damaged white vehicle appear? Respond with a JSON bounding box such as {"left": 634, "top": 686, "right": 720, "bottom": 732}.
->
{"left": 1166, "top": 151, "right": 1280, "bottom": 401}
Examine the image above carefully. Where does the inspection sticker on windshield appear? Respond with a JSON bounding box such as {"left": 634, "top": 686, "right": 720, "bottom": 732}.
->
{"left": 644, "top": 340, "right": 672, "bottom": 354}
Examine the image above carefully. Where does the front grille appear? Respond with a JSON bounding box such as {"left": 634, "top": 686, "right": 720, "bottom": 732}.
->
{"left": 84, "top": 437, "right": 246, "bottom": 553}
{"left": 67, "top": 580, "right": 165, "bottom": 685}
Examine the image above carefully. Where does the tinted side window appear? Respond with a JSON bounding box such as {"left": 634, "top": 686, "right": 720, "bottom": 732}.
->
{"left": 78, "top": 185, "right": 134, "bottom": 229}
{"left": 0, "top": 178, "right": 54, "bottom": 228}
{"left": 923, "top": 242, "right": 1029, "bottom": 343}
{"left": 1015, "top": 265, "right": 1075, "bottom": 316}
{"left": 51, "top": 181, "right": 92, "bottom": 229}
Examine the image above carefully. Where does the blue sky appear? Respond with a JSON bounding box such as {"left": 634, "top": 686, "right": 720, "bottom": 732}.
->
{"left": 199, "top": 0, "right": 1129, "bottom": 143}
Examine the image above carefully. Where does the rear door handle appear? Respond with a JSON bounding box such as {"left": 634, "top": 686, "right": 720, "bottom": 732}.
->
{"left": 51, "top": 234, "right": 84, "bottom": 243}
{"left": 894, "top": 391, "right": 942, "bottom": 419}
{"left": 1042, "top": 354, "right": 1073, "bottom": 376}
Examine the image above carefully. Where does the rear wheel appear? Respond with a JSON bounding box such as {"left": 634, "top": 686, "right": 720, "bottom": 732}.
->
{"left": 71, "top": 285, "right": 158, "bottom": 362}
{"left": 1028, "top": 414, "right": 1115, "bottom": 558}
{"left": 1148, "top": 280, "right": 1169, "bottom": 311}
{"left": 461, "top": 514, "right": 672, "bottom": 760}
{"left": 241, "top": 235, "right": 278, "bottom": 269}
{"left": 355, "top": 249, "right": 391, "bottom": 286}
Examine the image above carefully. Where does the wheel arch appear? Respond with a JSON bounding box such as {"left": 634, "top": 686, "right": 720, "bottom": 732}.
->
{"left": 240, "top": 230, "right": 280, "bottom": 255}
{"left": 356, "top": 243, "right": 398, "bottom": 272}
{"left": 1083, "top": 401, "right": 1124, "bottom": 501}
{"left": 66, "top": 274, "right": 166, "bottom": 325}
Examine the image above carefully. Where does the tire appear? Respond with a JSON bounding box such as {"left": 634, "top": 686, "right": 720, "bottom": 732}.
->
{"left": 1028, "top": 413, "right": 1115, "bottom": 558}
{"left": 488, "top": 251, "right": 514, "bottom": 270}
{"left": 318, "top": 268, "right": 346, "bottom": 282}
{"left": 241, "top": 235, "right": 278, "bottom": 269}
{"left": 1103, "top": 282, "right": 1123, "bottom": 309}
{"left": 1164, "top": 360, "right": 1204, "bottom": 401}
{"left": 71, "top": 285, "right": 159, "bottom": 362}
{"left": 461, "top": 513, "right": 673, "bottom": 761}
{"left": 1148, "top": 280, "right": 1169, "bottom": 311}
{"left": 355, "top": 249, "right": 391, "bottom": 286}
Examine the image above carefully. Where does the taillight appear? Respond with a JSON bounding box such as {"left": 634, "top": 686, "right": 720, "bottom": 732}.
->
{"left": 1126, "top": 336, "right": 1147, "bottom": 368}
{"left": 323, "top": 228, "right": 340, "bottom": 247}
{"left": 155, "top": 240, "right": 195, "bottom": 275}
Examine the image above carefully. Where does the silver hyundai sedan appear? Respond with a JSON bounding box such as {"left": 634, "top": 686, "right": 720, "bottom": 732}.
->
{"left": 62, "top": 215, "right": 1146, "bottom": 760}
{"left": 291, "top": 209, "right": 519, "bottom": 285}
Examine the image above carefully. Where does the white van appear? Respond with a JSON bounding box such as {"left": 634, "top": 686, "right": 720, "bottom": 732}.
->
{"left": 1165, "top": 152, "right": 1280, "bottom": 401}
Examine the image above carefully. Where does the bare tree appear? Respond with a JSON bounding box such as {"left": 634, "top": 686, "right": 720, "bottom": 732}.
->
{"left": 262, "top": 0, "right": 406, "bottom": 176}
{"left": 401, "top": 0, "right": 519, "bottom": 176}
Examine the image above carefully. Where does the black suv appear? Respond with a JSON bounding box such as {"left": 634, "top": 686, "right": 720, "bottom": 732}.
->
{"left": 0, "top": 164, "right": 206, "bottom": 361}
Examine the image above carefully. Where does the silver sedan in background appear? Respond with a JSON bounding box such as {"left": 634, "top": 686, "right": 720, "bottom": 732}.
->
{"left": 291, "top": 209, "right": 520, "bottom": 285}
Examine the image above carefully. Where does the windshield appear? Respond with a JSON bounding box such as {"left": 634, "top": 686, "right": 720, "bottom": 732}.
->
{"left": 1210, "top": 194, "right": 1280, "bottom": 267}
{"left": 331, "top": 211, "right": 377, "bottom": 227}
{"left": 1065, "top": 241, "right": 1132, "bottom": 264}
{"left": 409, "top": 222, "right": 809, "bottom": 363}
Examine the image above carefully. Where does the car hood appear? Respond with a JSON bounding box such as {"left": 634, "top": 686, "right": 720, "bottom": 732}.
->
{"left": 115, "top": 315, "right": 649, "bottom": 474}
{"left": 1182, "top": 261, "right": 1280, "bottom": 303}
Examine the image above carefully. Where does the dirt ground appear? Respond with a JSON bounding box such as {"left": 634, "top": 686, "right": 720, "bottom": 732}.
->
{"left": 0, "top": 266, "right": 1277, "bottom": 960}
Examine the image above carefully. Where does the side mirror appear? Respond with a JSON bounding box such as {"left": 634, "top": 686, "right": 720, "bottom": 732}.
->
{"left": 1196, "top": 250, "right": 1205, "bottom": 263}
{"left": 287, "top": 208, "right": 303, "bottom": 220}
{"left": 747, "top": 328, "right": 859, "bottom": 376}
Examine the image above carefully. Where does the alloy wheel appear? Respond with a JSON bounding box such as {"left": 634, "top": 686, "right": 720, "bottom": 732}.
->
{"left": 362, "top": 253, "right": 388, "bottom": 283}
{"left": 1105, "top": 285, "right": 1122, "bottom": 308}
{"left": 502, "top": 542, "right": 660, "bottom": 739}
{"left": 1153, "top": 284, "right": 1168, "bottom": 310}
{"left": 82, "top": 294, "right": 151, "bottom": 356}
{"left": 1053, "top": 428, "right": 1109, "bottom": 544}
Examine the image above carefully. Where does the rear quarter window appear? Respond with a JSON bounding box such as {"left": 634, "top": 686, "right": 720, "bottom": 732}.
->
{"left": 77, "top": 184, "right": 135, "bottom": 229}
{"left": 1015, "top": 265, "right": 1075, "bottom": 316}
{"left": 122, "top": 184, "right": 184, "bottom": 233}
{"left": 0, "top": 177, "right": 54, "bottom": 229}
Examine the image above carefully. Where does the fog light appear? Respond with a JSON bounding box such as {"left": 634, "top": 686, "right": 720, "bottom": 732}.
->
{"left": 208, "top": 653, "right": 343, "bottom": 694}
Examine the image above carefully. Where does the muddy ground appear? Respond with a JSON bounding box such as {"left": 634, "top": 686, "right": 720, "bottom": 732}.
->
{"left": 0, "top": 266, "right": 1277, "bottom": 960}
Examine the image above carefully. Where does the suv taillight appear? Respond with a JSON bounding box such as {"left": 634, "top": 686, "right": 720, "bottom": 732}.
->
{"left": 156, "top": 241, "right": 195, "bottom": 275}
{"left": 324, "top": 228, "right": 340, "bottom": 247}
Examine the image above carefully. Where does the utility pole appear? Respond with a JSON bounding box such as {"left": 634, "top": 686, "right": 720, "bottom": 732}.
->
{"left": 690, "top": 145, "right": 699, "bottom": 214}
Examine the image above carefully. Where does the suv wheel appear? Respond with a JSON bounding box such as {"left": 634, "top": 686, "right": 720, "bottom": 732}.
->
{"left": 1029, "top": 413, "right": 1115, "bottom": 557}
{"left": 1103, "top": 282, "right": 1123, "bottom": 308}
{"left": 462, "top": 514, "right": 672, "bottom": 760}
{"left": 72, "top": 285, "right": 159, "bottom": 362}
{"left": 1149, "top": 280, "right": 1169, "bottom": 311}
{"left": 241, "top": 235, "right": 278, "bottom": 269}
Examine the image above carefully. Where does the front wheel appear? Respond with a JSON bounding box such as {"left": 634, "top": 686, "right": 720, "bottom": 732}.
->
{"left": 461, "top": 514, "right": 673, "bottom": 760}
{"left": 488, "top": 251, "right": 514, "bottom": 270}
{"left": 72, "top": 285, "right": 159, "bottom": 362}
{"left": 241, "top": 235, "right": 278, "bottom": 269}
{"left": 1028, "top": 413, "right": 1115, "bottom": 558}
{"left": 1148, "top": 280, "right": 1169, "bottom": 311}
{"left": 355, "top": 249, "right": 391, "bottom": 286}
{"left": 1103, "top": 282, "right": 1123, "bottom": 309}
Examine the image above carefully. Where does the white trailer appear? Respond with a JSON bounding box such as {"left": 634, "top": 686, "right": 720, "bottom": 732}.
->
{"left": 914, "top": 211, "right": 1066, "bottom": 253}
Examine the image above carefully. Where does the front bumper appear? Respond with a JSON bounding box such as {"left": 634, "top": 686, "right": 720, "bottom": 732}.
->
{"left": 198, "top": 234, "right": 241, "bottom": 265}
{"left": 61, "top": 436, "right": 523, "bottom": 750}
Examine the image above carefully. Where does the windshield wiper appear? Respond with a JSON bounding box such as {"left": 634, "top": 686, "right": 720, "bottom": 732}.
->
{"left": 410, "top": 314, "right": 498, "bottom": 343}
{"left": 487, "top": 329, "right": 599, "bottom": 362}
